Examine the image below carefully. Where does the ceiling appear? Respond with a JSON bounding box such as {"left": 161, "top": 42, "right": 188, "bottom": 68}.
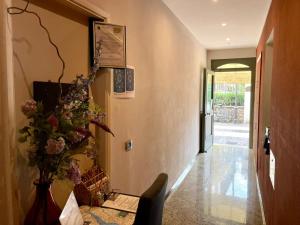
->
{"left": 162, "top": 0, "right": 272, "bottom": 49}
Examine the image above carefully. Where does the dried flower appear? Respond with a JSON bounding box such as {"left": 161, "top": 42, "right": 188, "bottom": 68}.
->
{"left": 91, "top": 119, "right": 115, "bottom": 137}
{"left": 67, "top": 161, "right": 81, "bottom": 185}
{"left": 86, "top": 149, "right": 97, "bottom": 159}
{"left": 68, "top": 131, "right": 85, "bottom": 143}
{"left": 21, "top": 99, "right": 37, "bottom": 117}
{"left": 45, "top": 137, "right": 65, "bottom": 155}
{"left": 78, "top": 89, "right": 88, "bottom": 101}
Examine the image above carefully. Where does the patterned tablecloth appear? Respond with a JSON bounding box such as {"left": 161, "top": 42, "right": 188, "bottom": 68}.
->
{"left": 80, "top": 206, "right": 135, "bottom": 225}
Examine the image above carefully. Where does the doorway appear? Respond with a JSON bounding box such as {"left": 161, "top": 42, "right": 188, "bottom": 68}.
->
{"left": 211, "top": 58, "right": 256, "bottom": 149}
{"left": 213, "top": 70, "right": 252, "bottom": 147}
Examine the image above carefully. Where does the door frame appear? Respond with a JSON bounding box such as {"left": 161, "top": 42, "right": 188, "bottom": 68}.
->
{"left": 211, "top": 58, "right": 256, "bottom": 148}
{"left": 1, "top": 0, "right": 17, "bottom": 224}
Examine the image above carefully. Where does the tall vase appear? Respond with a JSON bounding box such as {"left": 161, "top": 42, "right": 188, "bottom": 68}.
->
{"left": 24, "top": 182, "right": 62, "bottom": 225}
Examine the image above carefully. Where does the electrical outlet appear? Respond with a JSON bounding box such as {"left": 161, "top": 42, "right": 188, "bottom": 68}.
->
{"left": 125, "top": 139, "right": 133, "bottom": 151}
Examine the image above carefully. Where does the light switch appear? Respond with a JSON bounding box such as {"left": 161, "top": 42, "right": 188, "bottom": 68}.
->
{"left": 125, "top": 139, "right": 133, "bottom": 151}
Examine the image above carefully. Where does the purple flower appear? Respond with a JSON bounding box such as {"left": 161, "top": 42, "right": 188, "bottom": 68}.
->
{"left": 67, "top": 161, "right": 81, "bottom": 185}
{"left": 21, "top": 99, "right": 37, "bottom": 117}
{"left": 45, "top": 137, "right": 65, "bottom": 155}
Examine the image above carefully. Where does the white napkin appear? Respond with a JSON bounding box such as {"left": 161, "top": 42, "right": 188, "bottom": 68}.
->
{"left": 59, "top": 191, "right": 84, "bottom": 225}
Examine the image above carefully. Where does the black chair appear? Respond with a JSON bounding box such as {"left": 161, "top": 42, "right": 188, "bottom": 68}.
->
{"left": 133, "top": 173, "right": 168, "bottom": 225}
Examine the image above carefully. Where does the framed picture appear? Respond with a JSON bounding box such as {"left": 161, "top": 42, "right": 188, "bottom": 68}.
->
{"left": 89, "top": 19, "right": 126, "bottom": 68}
{"left": 112, "top": 66, "right": 135, "bottom": 98}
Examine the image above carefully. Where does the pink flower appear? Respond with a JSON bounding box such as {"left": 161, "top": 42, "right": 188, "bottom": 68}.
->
{"left": 67, "top": 161, "right": 81, "bottom": 185}
{"left": 47, "top": 114, "right": 59, "bottom": 129}
{"left": 21, "top": 99, "right": 37, "bottom": 117}
{"left": 45, "top": 137, "right": 65, "bottom": 155}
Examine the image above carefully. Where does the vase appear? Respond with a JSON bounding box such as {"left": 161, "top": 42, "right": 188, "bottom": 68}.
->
{"left": 24, "top": 182, "right": 62, "bottom": 225}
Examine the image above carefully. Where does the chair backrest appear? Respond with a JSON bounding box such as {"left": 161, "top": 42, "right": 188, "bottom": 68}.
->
{"left": 133, "top": 173, "right": 168, "bottom": 225}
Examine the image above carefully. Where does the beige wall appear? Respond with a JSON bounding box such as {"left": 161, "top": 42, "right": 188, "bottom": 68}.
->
{"left": 87, "top": 0, "right": 207, "bottom": 195}
{"left": 207, "top": 47, "right": 256, "bottom": 69}
{"left": 8, "top": 0, "right": 206, "bottom": 222}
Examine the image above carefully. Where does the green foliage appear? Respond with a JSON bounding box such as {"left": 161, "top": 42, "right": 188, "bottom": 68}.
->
{"left": 214, "top": 92, "right": 244, "bottom": 106}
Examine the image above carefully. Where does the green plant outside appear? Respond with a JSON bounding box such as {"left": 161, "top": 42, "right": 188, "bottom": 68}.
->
{"left": 214, "top": 92, "right": 244, "bottom": 106}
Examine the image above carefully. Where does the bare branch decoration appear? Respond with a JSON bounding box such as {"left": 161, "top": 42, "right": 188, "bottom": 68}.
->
{"left": 7, "top": 0, "right": 66, "bottom": 101}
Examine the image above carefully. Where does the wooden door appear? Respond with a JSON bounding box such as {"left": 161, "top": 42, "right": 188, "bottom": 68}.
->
{"left": 200, "top": 69, "right": 214, "bottom": 152}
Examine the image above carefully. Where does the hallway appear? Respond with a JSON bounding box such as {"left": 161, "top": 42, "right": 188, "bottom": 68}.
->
{"left": 163, "top": 146, "right": 263, "bottom": 225}
{"left": 2, "top": 0, "right": 299, "bottom": 224}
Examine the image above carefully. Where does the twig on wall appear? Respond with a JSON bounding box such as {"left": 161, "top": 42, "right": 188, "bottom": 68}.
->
{"left": 7, "top": 0, "right": 66, "bottom": 101}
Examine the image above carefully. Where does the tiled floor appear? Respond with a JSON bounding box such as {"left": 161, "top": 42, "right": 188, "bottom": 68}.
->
{"left": 163, "top": 145, "right": 263, "bottom": 225}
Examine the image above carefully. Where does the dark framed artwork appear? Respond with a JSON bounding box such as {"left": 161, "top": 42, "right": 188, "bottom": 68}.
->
{"left": 89, "top": 19, "right": 126, "bottom": 68}
{"left": 112, "top": 66, "right": 135, "bottom": 98}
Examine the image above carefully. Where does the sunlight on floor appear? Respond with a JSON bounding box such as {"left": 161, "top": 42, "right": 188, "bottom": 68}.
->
{"left": 163, "top": 146, "right": 263, "bottom": 225}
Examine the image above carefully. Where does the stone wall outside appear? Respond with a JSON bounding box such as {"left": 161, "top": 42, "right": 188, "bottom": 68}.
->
{"left": 214, "top": 105, "right": 245, "bottom": 123}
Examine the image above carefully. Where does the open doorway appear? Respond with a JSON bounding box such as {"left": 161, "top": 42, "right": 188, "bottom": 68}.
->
{"left": 211, "top": 58, "right": 256, "bottom": 149}
{"left": 214, "top": 70, "right": 251, "bottom": 147}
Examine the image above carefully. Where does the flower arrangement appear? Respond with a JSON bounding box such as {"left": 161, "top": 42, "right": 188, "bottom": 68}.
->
{"left": 19, "top": 65, "right": 114, "bottom": 185}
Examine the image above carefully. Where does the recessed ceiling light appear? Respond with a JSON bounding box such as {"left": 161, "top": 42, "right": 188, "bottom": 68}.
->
{"left": 222, "top": 23, "right": 227, "bottom": 27}
{"left": 212, "top": 0, "right": 218, "bottom": 3}
{"left": 226, "top": 38, "right": 231, "bottom": 41}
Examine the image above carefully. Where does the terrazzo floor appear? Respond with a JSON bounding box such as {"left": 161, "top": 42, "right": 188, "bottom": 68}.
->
{"left": 163, "top": 145, "right": 264, "bottom": 225}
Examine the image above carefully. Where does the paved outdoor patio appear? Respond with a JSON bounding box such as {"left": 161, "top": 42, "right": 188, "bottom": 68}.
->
{"left": 214, "top": 122, "right": 249, "bottom": 147}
